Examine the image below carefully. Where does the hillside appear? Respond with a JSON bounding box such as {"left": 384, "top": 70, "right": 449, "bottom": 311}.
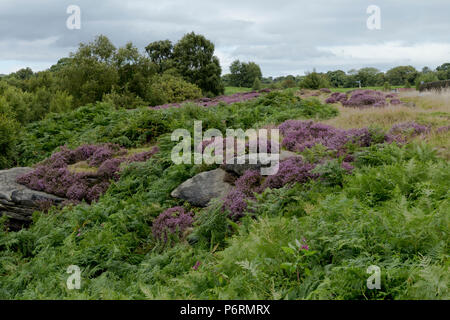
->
{"left": 0, "top": 88, "right": 448, "bottom": 299}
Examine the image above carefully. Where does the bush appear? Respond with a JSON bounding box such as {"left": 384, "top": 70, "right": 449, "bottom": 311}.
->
{"left": 148, "top": 74, "right": 202, "bottom": 106}
{"left": 252, "top": 78, "right": 262, "bottom": 91}
{"left": 0, "top": 113, "right": 19, "bottom": 168}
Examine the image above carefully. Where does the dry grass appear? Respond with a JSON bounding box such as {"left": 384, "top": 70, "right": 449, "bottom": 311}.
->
{"left": 324, "top": 89, "right": 450, "bottom": 130}
{"left": 322, "top": 89, "right": 450, "bottom": 159}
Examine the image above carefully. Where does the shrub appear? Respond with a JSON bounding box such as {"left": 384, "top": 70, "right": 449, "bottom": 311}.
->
{"left": 252, "top": 78, "right": 262, "bottom": 91}
{"left": 0, "top": 113, "right": 19, "bottom": 168}
{"left": 148, "top": 74, "right": 202, "bottom": 106}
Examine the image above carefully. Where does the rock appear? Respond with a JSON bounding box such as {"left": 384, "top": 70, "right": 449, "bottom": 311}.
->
{"left": 222, "top": 151, "right": 302, "bottom": 176}
{"left": 171, "top": 169, "right": 232, "bottom": 207}
{"left": 0, "top": 167, "right": 65, "bottom": 230}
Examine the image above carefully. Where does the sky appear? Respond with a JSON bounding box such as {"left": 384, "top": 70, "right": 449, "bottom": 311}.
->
{"left": 0, "top": 0, "right": 449, "bottom": 77}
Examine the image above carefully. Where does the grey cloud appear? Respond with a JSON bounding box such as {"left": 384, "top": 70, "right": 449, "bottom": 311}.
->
{"left": 0, "top": 0, "right": 449, "bottom": 75}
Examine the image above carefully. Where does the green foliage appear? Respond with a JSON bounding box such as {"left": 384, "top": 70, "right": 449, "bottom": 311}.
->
{"left": 252, "top": 77, "right": 262, "bottom": 91}
{"left": 229, "top": 60, "right": 263, "bottom": 88}
{"left": 299, "top": 71, "right": 329, "bottom": 89}
{"left": 386, "top": 66, "right": 418, "bottom": 86}
{"left": 173, "top": 32, "right": 224, "bottom": 96}
{"left": 147, "top": 74, "right": 202, "bottom": 106}
{"left": 0, "top": 113, "right": 19, "bottom": 168}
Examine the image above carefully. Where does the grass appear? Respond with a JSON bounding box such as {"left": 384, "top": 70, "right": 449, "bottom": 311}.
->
{"left": 330, "top": 86, "right": 404, "bottom": 93}
{"left": 224, "top": 86, "right": 253, "bottom": 95}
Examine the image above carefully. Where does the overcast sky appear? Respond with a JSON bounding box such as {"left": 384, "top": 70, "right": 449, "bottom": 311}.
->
{"left": 0, "top": 0, "right": 449, "bottom": 76}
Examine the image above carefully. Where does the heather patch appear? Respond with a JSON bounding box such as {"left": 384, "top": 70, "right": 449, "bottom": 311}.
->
{"left": 152, "top": 206, "right": 194, "bottom": 243}
{"left": 151, "top": 91, "right": 265, "bottom": 110}
{"left": 389, "top": 122, "right": 431, "bottom": 143}
{"left": 16, "top": 144, "right": 159, "bottom": 203}
{"left": 325, "top": 90, "right": 402, "bottom": 108}
{"left": 278, "top": 120, "right": 388, "bottom": 154}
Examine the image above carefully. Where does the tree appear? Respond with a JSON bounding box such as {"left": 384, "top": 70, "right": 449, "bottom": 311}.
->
{"left": 228, "top": 60, "right": 263, "bottom": 87}
{"left": 58, "top": 35, "right": 119, "bottom": 107}
{"left": 436, "top": 63, "right": 450, "bottom": 80}
{"left": 357, "top": 67, "right": 383, "bottom": 87}
{"left": 172, "top": 32, "right": 224, "bottom": 96}
{"left": 252, "top": 77, "right": 262, "bottom": 91}
{"left": 386, "top": 66, "right": 418, "bottom": 86}
{"left": 12, "top": 68, "right": 33, "bottom": 80}
{"left": 326, "top": 70, "right": 347, "bottom": 88}
{"left": 145, "top": 40, "right": 174, "bottom": 73}
{"left": 300, "top": 71, "right": 329, "bottom": 89}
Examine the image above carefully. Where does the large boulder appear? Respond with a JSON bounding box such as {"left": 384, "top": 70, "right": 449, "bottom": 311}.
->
{"left": 0, "top": 167, "right": 65, "bottom": 230}
{"left": 171, "top": 169, "right": 232, "bottom": 207}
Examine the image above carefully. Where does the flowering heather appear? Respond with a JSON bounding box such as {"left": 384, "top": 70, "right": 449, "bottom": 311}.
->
{"left": 223, "top": 189, "right": 250, "bottom": 219}
{"left": 223, "top": 159, "right": 318, "bottom": 218}
{"left": 262, "top": 157, "right": 318, "bottom": 189}
{"left": 223, "top": 170, "right": 262, "bottom": 219}
{"left": 342, "top": 90, "right": 386, "bottom": 108}
{"left": 436, "top": 125, "right": 450, "bottom": 134}
{"left": 151, "top": 91, "right": 265, "bottom": 110}
{"left": 152, "top": 206, "right": 194, "bottom": 242}
{"left": 325, "top": 90, "right": 399, "bottom": 109}
{"left": 389, "top": 99, "right": 402, "bottom": 105}
{"left": 320, "top": 88, "right": 331, "bottom": 93}
{"left": 326, "top": 92, "right": 348, "bottom": 104}
{"left": 389, "top": 122, "right": 430, "bottom": 141}
{"left": 16, "top": 144, "right": 158, "bottom": 203}
{"left": 278, "top": 120, "right": 380, "bottom": 154}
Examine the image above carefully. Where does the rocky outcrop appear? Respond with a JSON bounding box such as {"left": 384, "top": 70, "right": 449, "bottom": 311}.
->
{"left": 171, "top": 169, "right": 232, "bottom": 207}
{"left": 0, "top": 167, "right": 65, "bottom": 230}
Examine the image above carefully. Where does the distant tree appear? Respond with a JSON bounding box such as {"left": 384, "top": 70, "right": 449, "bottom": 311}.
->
{"left": 58, "top": 35, "right": 119, "bottom": 107}
{"left": 436, "top": 63, "right": 450, "bottom": 80}
{"left": 326, "top": 70, "right": 347, "bottom": 88}
{"left": 357, "top": 67, "right": 383, "bottom": 87}
{"left": 173, "top": 32, "right": 224, "bottom": 96}
{"left": 415, "top": 72, "right": 439, "bottom": 89}
{"left": 229, "top": 60, "right": 262, "bottom": 87}
{"left": 300, "top": 71, "right": 329, "bottom": 89}
{"left": 252, "top": 77, "right": 262, "bottom": 91}
{"left": 115, "top": 42, "right": 156, "bottom": 98}
{"left": 145, "top": 40, "right": 174, "bottom": 73}
{"left": 282, "top": 79, "right": 297, "bottom": 89}
{"left": 12, "top": 68, "right": 33, "bottom": 80}
{"left": 386, "top": 66, "right": 418, "bottom": 86}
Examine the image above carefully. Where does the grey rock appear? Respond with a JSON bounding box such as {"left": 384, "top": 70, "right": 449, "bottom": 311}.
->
{"left": 0, "top": 167, "right": 64, "bottom": 230}
{"left": 171, "top": 169, "right": 232, "bottom": 207}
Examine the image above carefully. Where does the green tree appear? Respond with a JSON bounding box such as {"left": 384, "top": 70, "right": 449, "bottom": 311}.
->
{"left": 300, "top": 71, "right": 329, "bottom": 89}
{"left": 0, "top": 111, "right": 19, "bottom": 168}
{"left": 229, "top": 60, "right": 262, "bottom": 87}
{"left": 326, "top": 70, "right": 347, "bottom": 88}
{"left": 386, "top": 66, "right": 418, "bottom": 86}
{"left": 145, "top": 40, "right": 174, "bottom": 73}
{"left": 252, "top": 77, "right": 262, "bottom": 91}
{"left": 436, "top": 63, "right": 450, "bottom": 80}
{"left": 173, "top": 32, "right": 224, "bottom": 96}
{"left": 58, "top": 35, "right": 119, "bottom": 107}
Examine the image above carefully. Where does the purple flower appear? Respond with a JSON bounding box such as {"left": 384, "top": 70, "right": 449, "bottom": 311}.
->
{"left": 193, "top": 261, "right": 201, "bottom": 271}
{"left": 152, "top": 207, "right": 194, "bottom": 242}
